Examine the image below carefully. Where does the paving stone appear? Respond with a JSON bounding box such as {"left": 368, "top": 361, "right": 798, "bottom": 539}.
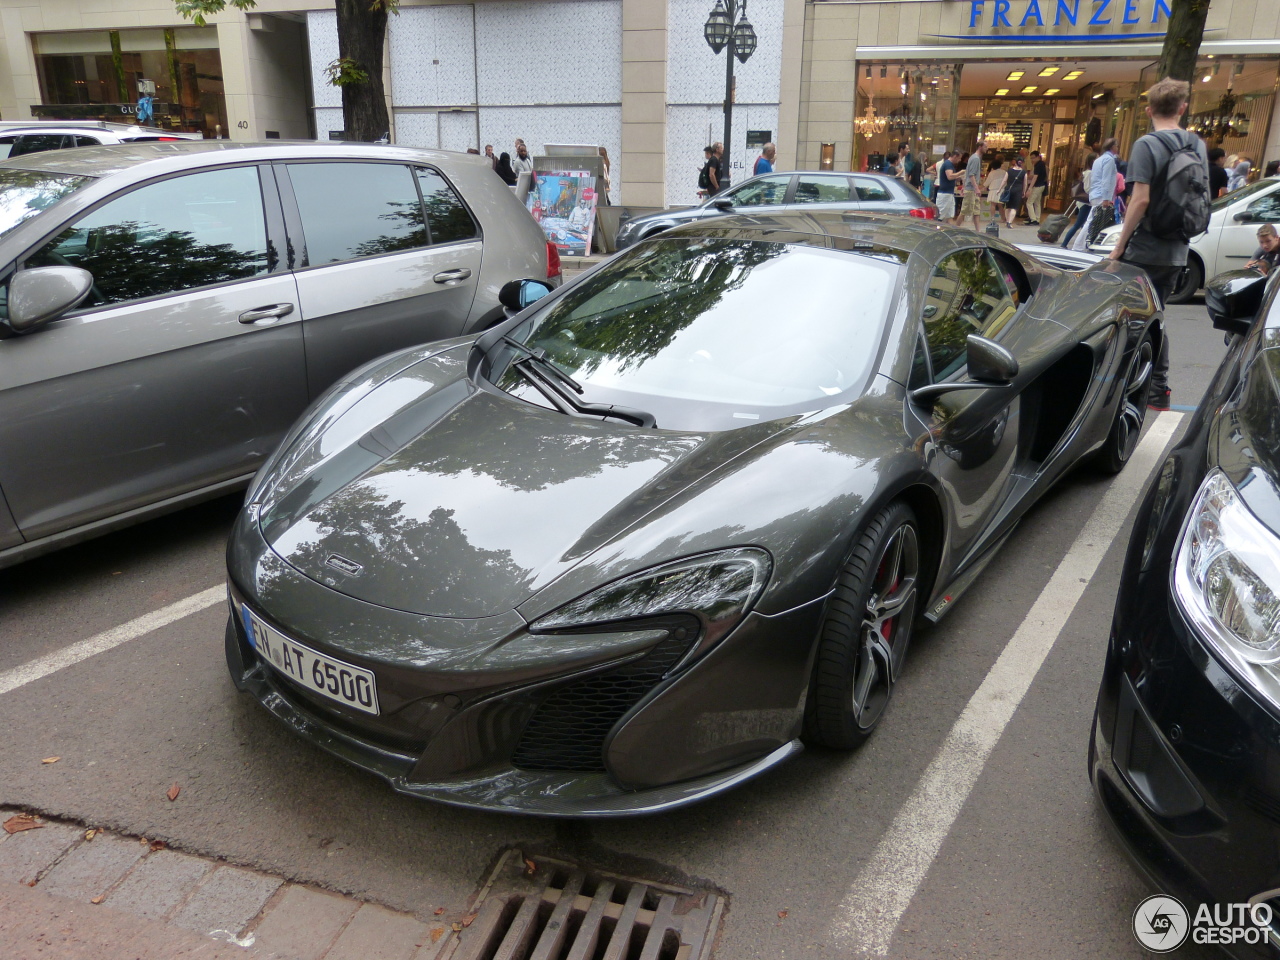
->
{"left": 38, "top": 832, "right": 142, "bottom": 901}
{"left": 172, "top": 864, "right": 282, "bottom": 938}
{"left": 0, "top": 819, "right": 82, "bottom": 885}
{"left": 325, "top": 903, "right": 431, "bottom": 960}
{"left": 106, "top": 848, "right": 213, "bottom": 922}
{"left": 250, "top": 883, "right": 359, "bottom": 960}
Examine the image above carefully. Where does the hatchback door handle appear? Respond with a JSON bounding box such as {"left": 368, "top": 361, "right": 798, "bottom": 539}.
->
{"left": 433, "top": 268, "right": 472, "bottom": 284}
{"left": 238, "top": 303, "right": 295, "bottom": 324}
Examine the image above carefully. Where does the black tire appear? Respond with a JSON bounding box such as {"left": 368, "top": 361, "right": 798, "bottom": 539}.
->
{"left": 1165, "top": 256, "right": 1202, "bottom": 305}
{"left": 804, "top": 502, "right": 921, "bottom": 750}
{"left": 1096, "top": 329, "right": 1155, "bottom": 475}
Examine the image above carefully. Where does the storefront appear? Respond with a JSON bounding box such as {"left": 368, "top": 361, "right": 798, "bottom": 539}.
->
{"left": 794, "top": 0, "right": 1280, "bottom": 213}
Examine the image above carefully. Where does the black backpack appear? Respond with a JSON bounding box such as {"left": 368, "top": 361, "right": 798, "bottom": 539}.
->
{"left": 1146, "top": 130, "right": 1211, "bottom": 242}
{"left": 698, "top": 161, "right": 711, "bottom": 191}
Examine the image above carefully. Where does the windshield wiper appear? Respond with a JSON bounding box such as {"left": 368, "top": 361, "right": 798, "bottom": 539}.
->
{"left": 499, "top": 334, "right": 584, "bottom": 394}
{"left": 512, "top": 357, "right": 657, "bottom": 429}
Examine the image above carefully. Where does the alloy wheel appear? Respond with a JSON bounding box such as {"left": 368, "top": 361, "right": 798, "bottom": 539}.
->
{"left": 852, "top": 522, "right": 919, "bottom": 730}
{"left": 1115, "top": 337, "right": 1154, "bottom": 463}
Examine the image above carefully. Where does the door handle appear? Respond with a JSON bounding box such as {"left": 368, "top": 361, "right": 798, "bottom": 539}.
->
{"left": 238, "top": 303, "right": 295, "bottom": 324}
{"left": 433, "top": 268, "right": 472, "bottom": 284}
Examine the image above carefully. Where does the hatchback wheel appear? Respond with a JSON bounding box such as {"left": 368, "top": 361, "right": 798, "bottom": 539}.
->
{"left": 805, "top": 502, "right": 920, "bottom": 750}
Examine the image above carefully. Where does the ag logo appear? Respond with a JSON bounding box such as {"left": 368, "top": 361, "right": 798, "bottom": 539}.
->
{"left": 1133, "top": 894, "right": 1190, "bottom": 952}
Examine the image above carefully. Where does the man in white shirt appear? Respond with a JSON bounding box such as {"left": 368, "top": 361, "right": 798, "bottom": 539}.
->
{"left": 1071, "top": 139, "right": 1118, "bottom": 252}
{"left": 512, "top": 141, "right": 534, "bottom": 177}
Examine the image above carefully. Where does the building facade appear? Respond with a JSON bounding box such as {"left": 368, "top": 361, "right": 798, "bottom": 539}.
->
{"left": 0, "top": 0, "right": 1274, "bottom": 210}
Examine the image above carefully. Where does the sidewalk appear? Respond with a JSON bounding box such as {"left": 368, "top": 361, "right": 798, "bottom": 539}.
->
{"left": 0, "top": 810, "right": 449, "bottom": 960}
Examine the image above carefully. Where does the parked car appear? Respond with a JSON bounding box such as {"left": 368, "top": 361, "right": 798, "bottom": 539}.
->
{"left": 0, "top": 141, "right": 550, "bottom": 568}
{"left": 613, "top": 171, "right": 935, "bottom": 249}
{"left": 226, "top": 212, "right": 1162, "bottom": 816}
{"left": 1090, "top": 177, "right": 1280, "bottom": 303}
{"left": 1091, "top": 267, "right": 1280, "bottom": 956}
{"left": 0, "top": 120, "right": 202, "bottom": 158}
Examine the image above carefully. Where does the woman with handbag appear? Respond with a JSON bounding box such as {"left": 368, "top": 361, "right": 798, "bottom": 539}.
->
{"left": 1060, "top": 155, "right": 1095, "bottom": 248}
{"left": 1001, "top": 157, "right": 1027, "bottom": 228}
{"left": 984, "top": 157, "right": 1008, "bottom": 221}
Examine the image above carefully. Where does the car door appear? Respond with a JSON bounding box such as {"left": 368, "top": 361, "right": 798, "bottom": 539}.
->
{"left": 788, "top": 173, "right": 858, "bottom": 214}
{"left": 280, "top": 160, "right": 483, "bottom": 397}
{"left": 0, "top": 163, "right": 307, "bottom": 540}
{"left": 1219, "top": 186, "right": 1280, "bottom": 271}
{"left": 908, "top": 247, "right": 1023, "bottom": 565}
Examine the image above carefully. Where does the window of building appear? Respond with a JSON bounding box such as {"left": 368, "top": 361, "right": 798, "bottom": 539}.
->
{"left": 28, "top": 166, "right": 270, "bottom": 308}
{"left": 289, "top": 162, "right": 427, "bottom": 265}
{"left": 416, "top": 168, "right": 477, "bottom": 244}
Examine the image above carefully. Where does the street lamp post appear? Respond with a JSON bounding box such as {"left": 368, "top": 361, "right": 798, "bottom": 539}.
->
{"left": 704, "top": 0, "right": 757, "bottom": 187}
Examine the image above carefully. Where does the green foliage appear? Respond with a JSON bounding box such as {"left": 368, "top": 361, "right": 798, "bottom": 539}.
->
{"left": 325, "top": 57, "right": 369, "bottom": 88}
{"left": 174, "top": 0, "right": 257, "bottom": 28}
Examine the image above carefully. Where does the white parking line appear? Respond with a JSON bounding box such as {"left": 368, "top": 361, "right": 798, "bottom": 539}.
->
{"left": 0, "top": 586, "right": 225, "bottom": 697}
{"left": 830, "top": 412, "right": 1183, "bottom": 956}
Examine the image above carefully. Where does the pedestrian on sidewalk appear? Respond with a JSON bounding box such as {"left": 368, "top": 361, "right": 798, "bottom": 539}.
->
{"left": 984, "top": 157, "right": 1007, "bottom": 221}
{"left": 934, "top": 149, "right": 961, "bottom": 222}
{"left": 710, "top": 141, "right": 728, "bottom": 194}
{"left": 697, "top": 145, "right": 714, "bottom": 197}
{"left": 960, "top": 140, "right": 987, "bottom": 230}
{"left": 1060, "top": 155, "right": 1094, "bottom": 247}
{"left": 1026, "top": 150, "right": 1049, "bottom": 225}
{"left": 484, "top": 144, "right": 497, "bottom": 169}
{"left": 1071, "top": 138, "right": 1118, "bottom": 251}
{"left": 1106, "top": 77, "right": 1211, "bottom": 411}
{"left": 1228, "top": 156, "right": 1251, "bottom": 192}
{"left": 512, "top": 141, "right": 534, "bottom": 178}
{"left": 495, "top": 152, "right": 518, "bottom": 186}
{"left": 753, "top": 142, "right": 776, "bottom": 176}
{"left": 1208, "top": 147, "right": 1229, "bottom": 198}
{"left": 1001, "top": 156, "right": 1027, "bottom": 228}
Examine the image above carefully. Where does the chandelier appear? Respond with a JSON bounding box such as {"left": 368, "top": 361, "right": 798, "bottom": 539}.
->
{"left": 855, "top": 104, "right": 888, "bottom": 139}
{"left": 985, "top": 130, "right": 1016, "bottom": 150}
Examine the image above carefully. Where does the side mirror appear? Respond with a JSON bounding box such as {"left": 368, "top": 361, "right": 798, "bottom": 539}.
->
{"left": 1205, "top": 268, "right": 1267, "bottom": 337}
{"left": 498, "top": 278, "right": 553, "bottom": 313}
{"left": 7, "top": 266, "right": 93, "bottom": 333}
{"left": 1234, "top": 211, "right": 1255, "bottom": 223}
{"left": 911, "top": 335, "right": 1019, "bottom": 404}
{"left": 712, "top": 198, "right": 733, "bottom": 211}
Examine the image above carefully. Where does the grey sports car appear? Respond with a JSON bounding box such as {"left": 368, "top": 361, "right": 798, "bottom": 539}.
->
{"left": 226, "top": 213, "right": 1162, "bottom": 816}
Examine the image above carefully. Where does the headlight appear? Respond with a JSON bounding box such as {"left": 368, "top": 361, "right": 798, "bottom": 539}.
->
{"left": 1174, "top": 470, "right": 1280, "bottom": 704}
{"left": 531, "top": 548, "right": 771, "bottom": 650}
{"left": 1092, "top": 229, "right": 1119, "bottom": 249}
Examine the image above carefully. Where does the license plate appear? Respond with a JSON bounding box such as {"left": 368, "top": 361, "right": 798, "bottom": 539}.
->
{"left": 242, "top": 607, "right": 379, "bottom": 716}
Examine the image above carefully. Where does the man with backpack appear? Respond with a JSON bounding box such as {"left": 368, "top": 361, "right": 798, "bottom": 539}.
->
{"left": 698, "top": 145, "right": 714, "bottom": 197}
{"left": 1107, "top": 77, "right": 1211, "bottom": 411}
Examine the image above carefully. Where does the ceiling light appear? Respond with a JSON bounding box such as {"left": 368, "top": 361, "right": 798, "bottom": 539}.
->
{"left": 1007, "top": 71, "right": 1024, "bottom": 81}
{"left": 995, "top": 88, "right": 1009, "bottom": 96}
{"left": 1202, "top": 74, "right": 1211, "bottom": 82}
{"left": 1038, "top": 67, "right": 1059, "bottom": 76}
{"left": 1045, "top": 88, "right": 1060, "bottom": 96}
{"left": 1022, "top": 86, "right": 1038, "bottom": 93}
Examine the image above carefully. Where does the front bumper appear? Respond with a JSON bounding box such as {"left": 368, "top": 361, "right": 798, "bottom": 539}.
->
{"left": 225, "top": 511, "right": 820, "bottom": 816}
{"left": 1091, "top": 476, "right": 1280, "bottom": 955}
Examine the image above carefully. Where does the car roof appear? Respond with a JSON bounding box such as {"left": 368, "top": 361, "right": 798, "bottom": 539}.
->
{"left": 658, "top": 211, "right": 959, "bottom": 262}
{"left": 0, "top": 140, "right": 489, "bottom": 180}
{"left": 0, "top": 120, "right": 201, "bottom": 136}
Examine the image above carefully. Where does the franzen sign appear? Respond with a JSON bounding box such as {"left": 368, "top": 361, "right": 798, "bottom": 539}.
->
{"left": 946, "top": 0, "right": 1171, "bottom": 41}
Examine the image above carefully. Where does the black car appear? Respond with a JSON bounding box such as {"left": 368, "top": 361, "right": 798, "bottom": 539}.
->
{"left": 1091, "top": 268, "right": 1280, "bottom": 955}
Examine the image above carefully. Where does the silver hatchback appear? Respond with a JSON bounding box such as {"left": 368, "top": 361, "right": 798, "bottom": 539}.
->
{"left": 0, "top": 141, "right": 547, "bottom": 566}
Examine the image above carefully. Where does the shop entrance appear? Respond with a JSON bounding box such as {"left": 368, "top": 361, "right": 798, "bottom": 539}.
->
{"left": 854, "top": 55, "right": 1279, "bottom": 213}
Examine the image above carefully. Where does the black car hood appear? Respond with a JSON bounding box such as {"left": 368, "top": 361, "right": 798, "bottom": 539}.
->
{"left": 258, "top": 384, "right": 788, "bottom": 618}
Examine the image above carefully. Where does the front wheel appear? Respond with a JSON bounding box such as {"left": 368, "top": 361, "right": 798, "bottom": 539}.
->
{"left": 1095, "top": 330, "right": 1155, "bottom": 475}
{"left": 804, "top": 502, "right": 921, "bottom": 750}
{"left": 1165, "top": 257, "right": 1203, "bottom": 305}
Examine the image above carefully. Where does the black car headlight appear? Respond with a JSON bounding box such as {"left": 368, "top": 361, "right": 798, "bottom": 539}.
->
{"left": 530, "top": 548, "right": 772, "bottom": 651}
{"left": 1174, "top": 469, "right": 1280, "bottom": 704}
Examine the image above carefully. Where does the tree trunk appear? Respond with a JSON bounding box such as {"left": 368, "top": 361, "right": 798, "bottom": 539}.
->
{"left": 1155, "top": 0, "right": 1211, "bottom": 85}
{"left": 336, "top": 0, "right": 389, "bottom": 142}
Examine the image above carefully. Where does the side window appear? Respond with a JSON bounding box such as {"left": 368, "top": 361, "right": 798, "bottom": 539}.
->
{"left": 28, "top": 166, "right": 269, "bottom": 308}
{"left": 1247, "top": 192, "right": 1280, "bottom": 223}
{"left": 0, "top": 135, "right": 18, "bottom": 160}
{"left": 921, "top": 249, "right": 1018, "bottom": 381}
{"left": 725, "top": 175, "right": 790, "bottom": 206}
{"left": 288, "top": 162, "right": 426, "bottom": 265}
{"left": 74, "top": 136, "right": 102, "bottom": 148}
{"left": 415, "top": 168, "right": 477, "bottom": 244}
{"left": 10, "top": 135, "right": 69, "bottom": 157}
{"left": 793, "top": 175, "right": 852, "bottom": 204}
{"left": 909, "top": 333, "right": 931, "bottom": 391}
{"left": 853, "top": 177, "right": 893, "bottom": 202}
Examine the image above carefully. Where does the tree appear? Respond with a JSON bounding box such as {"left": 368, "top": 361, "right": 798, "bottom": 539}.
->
{"left": 174, "top": 0, "right": 397, "bottom": 142}
{"left": 1155, "top": 0, "right": 1212, "bottom": 87}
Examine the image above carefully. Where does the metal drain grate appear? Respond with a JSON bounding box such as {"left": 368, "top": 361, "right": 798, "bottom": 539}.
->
{"left": 436, "top": 849, "right": 723, "bottom": 960}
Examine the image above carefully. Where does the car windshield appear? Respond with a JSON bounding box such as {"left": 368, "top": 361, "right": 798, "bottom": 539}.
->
{"left": 0, "top": 168, "right": 91, "bottom": 238}
{"left": 1211, "top": 178, "right": 1275, "bottom": 212}
{"left": 493, "top": 237, "right": 899, "bottom": 429}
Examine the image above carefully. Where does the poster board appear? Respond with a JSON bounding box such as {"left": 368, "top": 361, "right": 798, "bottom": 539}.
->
{"left": 527, "top": 172, "right": 597, "bottom": 257}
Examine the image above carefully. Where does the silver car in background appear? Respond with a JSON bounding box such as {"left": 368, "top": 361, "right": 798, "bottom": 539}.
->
{"left": 614, "top": 170, "right": 936, "bottom": 249}
{"left": 0, "top": 141, "right": 548, "bottom": 566}
{"left": 0, "top": 120, "right": 203, "bottom": 158}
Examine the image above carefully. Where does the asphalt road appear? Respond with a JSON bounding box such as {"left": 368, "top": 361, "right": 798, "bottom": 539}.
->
{"left": 0, "top": 288, "right": 1228, "bottom": 959}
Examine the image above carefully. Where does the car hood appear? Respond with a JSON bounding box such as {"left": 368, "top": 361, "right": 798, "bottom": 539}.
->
{"left": 257, "top": 380, "right": 789, "bottom": 619}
